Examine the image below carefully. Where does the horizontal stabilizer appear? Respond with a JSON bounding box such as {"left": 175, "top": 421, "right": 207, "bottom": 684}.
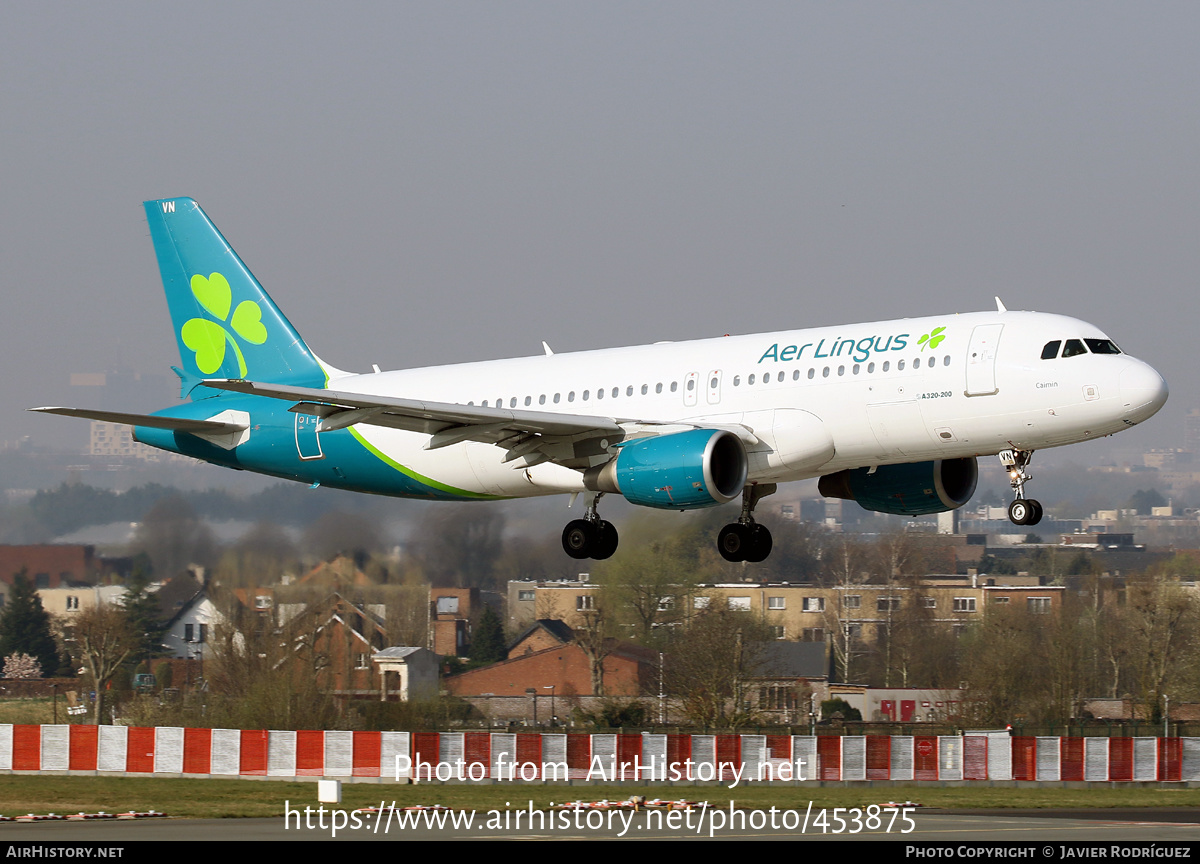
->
{"left": 27, "top": 407, "right": 247, "bottom": 434}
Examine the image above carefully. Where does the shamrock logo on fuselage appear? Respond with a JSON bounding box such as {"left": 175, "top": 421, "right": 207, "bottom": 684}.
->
{"left": 917, "top": 326, "right": 946, "bottom": 352}
{"left": 181, "top": 272, "right": 268, "bottom": 377}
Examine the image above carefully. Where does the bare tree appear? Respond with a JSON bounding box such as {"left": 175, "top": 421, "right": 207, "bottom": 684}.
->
{"left": 74, "top": 605, "right": 137, "bottom": 724}
{"left": 663, "top": 606, "right": 774, "bottom": 728}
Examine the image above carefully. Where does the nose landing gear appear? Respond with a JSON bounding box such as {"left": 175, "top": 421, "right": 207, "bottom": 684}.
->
{"left": 561, "top": 493, "right": 619, "bottom": 560}
{"left": 1000, "top": 449, "right": 1043, "bottom": 526}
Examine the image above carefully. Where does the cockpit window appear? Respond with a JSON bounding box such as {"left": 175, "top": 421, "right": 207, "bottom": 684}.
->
{"left": 1041, "top": 340, "right": 1061, "bottom": 360}
{"left": 1062, "top": 339, "right": 1087, "bottom": 358}
{"left": 1085, "top": 338, "right": 1121, "bottom": 355}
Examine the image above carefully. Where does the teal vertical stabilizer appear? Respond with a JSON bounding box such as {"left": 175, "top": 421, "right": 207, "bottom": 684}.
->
{"left": 143, "top": 198, "right": 328, "bottom": 392}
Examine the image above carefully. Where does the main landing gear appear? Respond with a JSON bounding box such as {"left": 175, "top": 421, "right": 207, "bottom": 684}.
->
{"left": 717, "top": 484, "right": 776, "bottom": 563}
{"left": 562, "top": 493, "right": 619, "bottom": 560}
{"left": 1000, "top": 448, "right": 1043, "bottom": 526}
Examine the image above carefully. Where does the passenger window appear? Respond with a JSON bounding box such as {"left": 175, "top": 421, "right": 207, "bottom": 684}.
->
{"left": 1062, "top": 339, "right": 1087, "bottom": 358}
{"left": 898, "top": 360, "right": 906, "bottom": 371}
{"left": 656, "top": 383, "right": 663, "bottom": 394}
{"left": 868, "top": 362, "right": 875, "bottom": 373}
{"left": 554, "top": 393, "right": 560, "bottom": 403}
{"left": 853, "top": 364, "right": 860, "bottom": 375}
{"left": 583, "top": 390, "right": 590, "bottom": 400}
{"left": 913, "top": 358, "right": 921, "bottom": 369}
{"left": 822, "top": 367, "right": 830, "bottom": 378}
{"left": 808, "top": 368, "right": 815, "bottom": 379}
{"left": 671, "top": 382, "right": 678, "bottom": 392}
{"left": 510, "top": 397, "right": 517, "bottom": 408}
{"left": 749, "top": 374, "right": 756, "bottom": 385}
{"left": 1085, "top": 338, "right": 1121, "bottom": 355}
{"left": 837, "top": 365, "right": 845, "bottom": 376}
{"left": 793, "top": 370, "right": 800, "bottom": 381}
{"left": 1041, "top": 340, "right": 1061, "bottom": 360}
{"left": 733, "top": 376, "right": 740, "bottom": 386}
{"left": 539, "top": 395, "right": 546, "bottom": 405}
{"left": 612, "top": 387, "right": 619, "bottom": 398}
{"left": 626, "top": 385, "right": 633, "bottom": 396}
{"left": 641, "top": 384, "right": 648, "bottom": 395}
{"left": 482, "top": 400, "right": 489, "bottom": 407}
{"left": 597, "top": 388, "right": 604, "bottom": 399}
{"left": 882, "top": 361, "right": 890, "bottom": 372}
{"left": 525, "top": 396, "right": 532, "bottom": 406}
{"left": 943, "top": 355, "right": 950, "bottom": 366}
{"left": 709, "top": 377, "right": 718, "bottom": 389}
{"left": 568, "top": 391, "right": 575, "bottom": 402}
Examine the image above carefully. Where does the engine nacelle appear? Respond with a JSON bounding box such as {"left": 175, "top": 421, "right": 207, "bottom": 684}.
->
{"left": 584, "top": 428, "right": 748, "bottom": 510}
{"left": 818, "top": 457, "right": 978, "bottom": 516}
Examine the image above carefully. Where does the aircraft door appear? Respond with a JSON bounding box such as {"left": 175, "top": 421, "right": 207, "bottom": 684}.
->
{"left": 965, "top": 324, "right": 1003, "bottom": 396}
{"left": 706, "top": 370, "right": 723, "bottom": 405}
{"left": 684, "top": 371, "right": 699, "bottom": 407}
{"left": 295, "top": 413, "right": 324, "bottom": 460}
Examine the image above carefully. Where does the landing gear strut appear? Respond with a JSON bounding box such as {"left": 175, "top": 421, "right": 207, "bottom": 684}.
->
{"left": 562, "top": 493, "right": 619, "bottom": 560}
{"left": 717, "top": 484, "right": 775, "bottom": 563}
{"left": 1000, "top": 449, "right": 1043, "bottom": 526}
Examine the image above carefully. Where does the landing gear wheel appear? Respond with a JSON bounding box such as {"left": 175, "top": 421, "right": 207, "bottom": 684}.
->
{"left": 562, "top": 519, "right": 595, "bottom": 559}
{"left": 593, "top": 520, "right": 619, "bottom": 560}
{"left": 1027, "top": 500, "right": 1043, "bottom": 526}
{"left": 744, "top": 524, "right": 773, "bottom": 563}
{"left": 1008, "top": 499, "right": 1032, "bottom": 526}
{"left": 718, "top": 524, "right": 748, "bottom": 562}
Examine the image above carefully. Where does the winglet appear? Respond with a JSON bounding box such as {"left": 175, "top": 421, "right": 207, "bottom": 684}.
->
{"left": 995, "top": 296, "right": 1008, "bottom": 313}
{"left": 542, "top": 341, "right": 554, "bottom": 356}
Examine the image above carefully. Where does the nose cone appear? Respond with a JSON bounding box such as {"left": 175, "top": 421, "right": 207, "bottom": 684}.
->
{"left": 1119, "top": 361, "right": 1169, "bottom": 423}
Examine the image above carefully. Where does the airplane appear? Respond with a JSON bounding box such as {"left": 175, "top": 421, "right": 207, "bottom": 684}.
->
{"left": 32, "top": 198, "right": 1169, "bottom": 563}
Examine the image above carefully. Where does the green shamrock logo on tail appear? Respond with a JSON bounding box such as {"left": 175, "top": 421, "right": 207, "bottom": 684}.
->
{"left": 917, "top": 326, "right": 946, "bottom": 352}
{"left": 181, "top": 273, "right": 267, "bottom": 377}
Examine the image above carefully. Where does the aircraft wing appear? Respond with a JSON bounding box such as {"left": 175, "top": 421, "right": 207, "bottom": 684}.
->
{"left": 203, "top": 379, "right": 759, "bottom": 470}
{"left": 27, "top": 407, "right": 247, "bottom": 434}
{"left": 204, "top": 378, "right": 641, "bottom": 468}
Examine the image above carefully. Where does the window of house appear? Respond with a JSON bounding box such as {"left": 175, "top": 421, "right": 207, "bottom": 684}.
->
{"left": 518, "top": 590, "right": 535, "bottom": 602}
{"left": 992, "top": 595, "right": 1010, "bottom": 604}
{"left": 843, "top": 595, "right": 861, "bottom": 609}
{"left": 923, "top": 597, "right": 937, "bottom": 609}
{"left": 184, "top": 623, "right": 193, "bottom": 642}
{"left": 657, "top": 596, "right": 675, "bottom": 611}
{"left": 953, "top": 597, "right": 977, "bottom": 613}
{"left": 802, "top": 627, "right": 825, "bottom": 643}
{"left": 768, "top": 596, "right": 786, "bottom": 610}
{"left": 771, "top": 625, "right": 786, "bottom": 639}
{"left": 728, "top": 597, "right": 751, "bottom": 611}
{"left": 694, "top": 596, "right": 710, "bottom": 610}
{"left": 66, "top": 596, "right": 80, "bottom": 610}
{"left": 876, "top": 597, "right": 900, "bottom": 612}
{"left": 1028, "top": 597, "right": 1051, "bottom": 614}
{"left": 436, "top": 597, "right": 459, "bottom": 614}
{"left": 355, "top": 653, "right": 369, "bottom": 669}
{"left": 255, "top": 595, "right": 272, "bottom": 609}
{"left": 802, "top": 597, "right": 824, "bottom": 612}
{"left": 576, "top": 595, "right": 595, "bottom": 611}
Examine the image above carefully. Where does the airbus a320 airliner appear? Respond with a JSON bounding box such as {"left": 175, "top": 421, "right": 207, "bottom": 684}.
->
{"left": 33, "top": 198, "right": 1168, "bottom": 562}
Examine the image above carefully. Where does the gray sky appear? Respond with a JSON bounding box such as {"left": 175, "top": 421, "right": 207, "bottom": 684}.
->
{"left": 4, "top": 2, "right": 1197, "bottom": 460}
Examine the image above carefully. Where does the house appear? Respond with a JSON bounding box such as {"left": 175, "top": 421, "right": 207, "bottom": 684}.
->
{"left": 507, "top": 619, "right": 574, "bottom": 659}
{"left": 157, "top": 572, "right": 222, "bottom": 660}
{"left": 372, "top": 647, "right": 439, "bottom": 701}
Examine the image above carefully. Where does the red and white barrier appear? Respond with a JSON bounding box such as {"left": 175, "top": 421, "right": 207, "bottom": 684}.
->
{"left": 0, "top": 724, "right": 1195, "bottom": 783}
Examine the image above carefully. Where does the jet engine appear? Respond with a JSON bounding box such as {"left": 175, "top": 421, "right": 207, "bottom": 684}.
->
{"left": 584, "top": 428, "right": 748, "bottom": 510}
{"left": 818, "top": 457, "right": 978, "bottom": 516}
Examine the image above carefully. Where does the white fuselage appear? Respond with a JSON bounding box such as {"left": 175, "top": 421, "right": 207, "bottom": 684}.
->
{"left": 325, "top": 310, "right": 1167, "bottom": 499}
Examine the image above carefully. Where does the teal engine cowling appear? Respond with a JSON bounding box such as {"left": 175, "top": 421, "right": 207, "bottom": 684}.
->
{"left": 584, "top": 428, "right": 748, "bottom": 510}
{"left": 817, "top": 457, "right": 978, "bottom": 516}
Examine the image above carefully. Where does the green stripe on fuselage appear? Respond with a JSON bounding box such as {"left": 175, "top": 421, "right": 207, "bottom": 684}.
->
{"left": 348, "top": 427, "right": 505, "bottom": 501}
